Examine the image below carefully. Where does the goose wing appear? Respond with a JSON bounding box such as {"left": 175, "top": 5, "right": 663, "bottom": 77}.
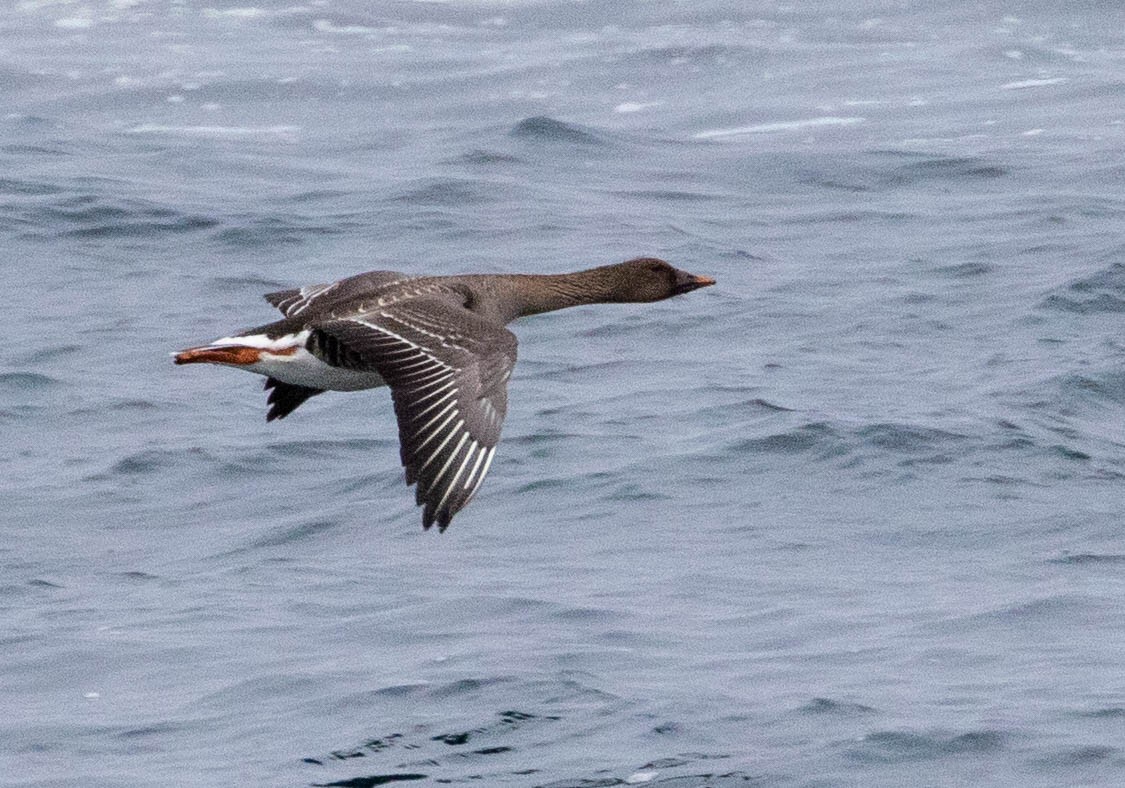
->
{"left": 310, "top": 297, "right": 516, "bottom": 530}
{"left": 264, "top": 270, "right": 412, "bottom": 319}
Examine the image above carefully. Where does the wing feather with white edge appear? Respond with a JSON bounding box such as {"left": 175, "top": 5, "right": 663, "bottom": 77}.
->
{"left": 309, "top": 298, "right": 516, "bottom": 530}
{"left": 264, "top": 270, "right": 412, "bottom": 319}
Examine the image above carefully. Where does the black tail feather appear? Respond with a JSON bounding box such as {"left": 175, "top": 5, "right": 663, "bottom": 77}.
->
{"left": 264, "top": 378, "right": 325, "bottom": 421}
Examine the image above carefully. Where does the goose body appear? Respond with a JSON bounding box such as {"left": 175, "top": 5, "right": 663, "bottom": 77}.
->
{"left": 174, "top": 257, "right": 715, "bottom": 530}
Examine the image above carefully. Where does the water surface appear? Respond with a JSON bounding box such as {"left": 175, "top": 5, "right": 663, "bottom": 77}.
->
{"left": 3, "top": 2, "right": 1125, "bottom": 786}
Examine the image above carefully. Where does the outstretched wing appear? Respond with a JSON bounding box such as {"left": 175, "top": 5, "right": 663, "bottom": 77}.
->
{"left": 310, "top": 298, "right": 517, "bottom": 531}
{"left": 264, "top": 270, "right": 412, "bottom": 319}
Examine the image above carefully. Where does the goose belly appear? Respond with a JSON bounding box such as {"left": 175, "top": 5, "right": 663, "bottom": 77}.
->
{"left": 250, "top": 347, "right": 386, "bottom": 391}
{"left": 226, "top": 332, "right": 386, "bottom": 392}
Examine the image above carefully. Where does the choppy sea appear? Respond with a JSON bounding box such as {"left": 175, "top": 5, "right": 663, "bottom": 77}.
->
{"left": 3, "top": 1, "right": 1125, "bottom": 786}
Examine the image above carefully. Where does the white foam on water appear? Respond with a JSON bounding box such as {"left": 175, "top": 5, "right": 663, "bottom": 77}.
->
{"left": 126, "top": 124, "right": 300, "bottom": 138}
{"left": 56, "top": 15, "right": 95, "bottom": 29}
{"left": 1001, "top": 77, "right": 1067, "bottom": 90}
{"left": 201, "top": 7, "right": 269, "bottom": 19}
{"left": 614, "top": 101, "right": 664, "bottom": 114}
{"left": 694, "top": 116, "right": 864, "bottom": 139}
{"left": 313, "top": 19, "right": 382, "bottom": 35}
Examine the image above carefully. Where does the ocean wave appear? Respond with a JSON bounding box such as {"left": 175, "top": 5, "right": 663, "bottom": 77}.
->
{"left": 514, "top": 469, "right": 613, "bottom": 495}
{"left": 203, "top": 274, "right": 290, "bottom": 292}
{"left": 891, "top": 155, "right": 1007, "bottom": 182}
{"left": 799, "top": 697, "right": 877, "bottom": 716}
{"left": 702, "top": 411, "right": 1114, "bottom": 483}
{"left": 245, "top": 519, "right": 342, "bottom": 550}
{"left": 1041, "top": 261, "right": 1125, "bottom": 314}
{"left": 301, "top": 699, "right": 760, "bottom": 787}
{"left": 214, "top": 214, "right": 351, "bottom": 248}
{"left": 390, "top": 177, "right": 504, "bottom": 207}
{"left": 798, "top": 152, "right": 1007, "bottom": 193}
{"left": 928, "top": 594, "right": 1114, "bottom": 635}
{"left": 171, "top": 438, "right": 398, "bottom": 483}
{"left": 727, "top": 421, "right": 846, "bottom": 457}
{"left": 0, "top": 177, "right": 64, "bottom": 196}
{"left": 619, "top": 43, "right": 761, "bottom": 66}
{"left": 449, "top": 149, "right": 527, "bottom": 166}
{"left": 607, "top": 187, "right": 724, "bottom": 203}
{"left": 725, "top": 418, "right": 952, "bottom": 461}
{"left": 16, "top": 193, "right": 219, "bottom": 240}
{"left": 10, "top": 344, "right": 82, "bottom": 365}
{"left": 263, "top": 438, "right": 396, "bottom": 459}
{"left": 604, "top": 482, "right": 672, "bottom": 502}
{"left": 931, "top": 261, "right": 995, "bottom": 278}
{"left": 1000, "top": 369, "right": 1125, "bottom": 477}
{"left": 101, "top": 448, "right": 193, "bottom": 477}
{"left": 87, "top": 440, "right": 391, "bottom": 483}
{"left": 1034, "top": 744, "right": 1116, "bottom": 767}
{"left": 0, "top": 65, "right": 47, "bottom": 90}
{"left": 1078, "top": 706, "right": 1125, "bottom": 719}
{"left": 1049, "top": 553, "right": 1125, "bottom": 566}
{"left": 0, "top": 371, "right": 59, "bottom": 391}
{"left": 1049, "top": 369, "right": 1125, "bottom": 408}
{"left": 510, "top": 116, "right": 604, "bottom": 145}
{"left": 845, "top": 729, "right": 1007, "bottom": 763}
{"left": 779, "top": 208, "right": 914, "bottom": 225}
{"left": 855, "top": 423, "right": 966, "bottom": 452}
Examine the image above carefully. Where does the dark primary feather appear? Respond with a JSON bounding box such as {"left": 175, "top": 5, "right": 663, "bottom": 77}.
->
{"left": 264, "top": 378, "right": 324, "bottom": 421}
{"left": 310, "top": 297, "right": 517, "bottom": 530}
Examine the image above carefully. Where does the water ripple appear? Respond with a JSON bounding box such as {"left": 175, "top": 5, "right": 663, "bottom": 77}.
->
{"left": 449, "top": 149, "right": 526, "bottom": 166}
{"left": 19, "top": 194, "right": 219, "bottom": 239}
{"left": 798, "top": 697, "right": 877, "bottom": 716}
{"left": 510, "top": 116, "right": 604, "bottom": 145}
{"left": 845, "top": 729, "right": 1007, "bottom": 763}
{"left": 0, "top": 177, "right": 64, "bottom": 196}
{"left": 726, "top": 422, "right": 845, "bottom": 458}
{"left": 1042, "top": 261, "right": 1125, "bottom": 313}
{"left": 391, "top": 177, "right": 501, "bottom": 207}
{"left": 215, "top": 214, "right": 350, "bottom": 247}
{"left": 0, "top": 371, "right": 59, "bottom": 391}
{"left": 1049, "top": 553, "right": 1125, "bottom": 566}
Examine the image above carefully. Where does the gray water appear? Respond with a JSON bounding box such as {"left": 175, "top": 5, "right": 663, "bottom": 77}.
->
{"left": 3, "top": 1, "right": 1125, "bottom": 786}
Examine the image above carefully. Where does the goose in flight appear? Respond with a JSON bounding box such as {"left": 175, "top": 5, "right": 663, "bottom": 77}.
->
{"left": 174, "top": 257, "right": 715, "bottom": 530}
